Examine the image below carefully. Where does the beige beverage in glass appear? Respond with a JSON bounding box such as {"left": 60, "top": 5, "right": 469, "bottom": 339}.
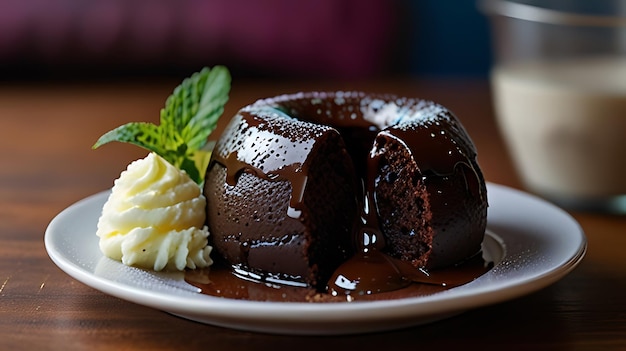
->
{"left": 481, "top": 0, "right": 626, "bottom": 213}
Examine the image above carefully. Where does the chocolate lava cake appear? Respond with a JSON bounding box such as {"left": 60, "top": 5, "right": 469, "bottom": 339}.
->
{"left": 204, "top": 91, "right": 488, "bottom": 291}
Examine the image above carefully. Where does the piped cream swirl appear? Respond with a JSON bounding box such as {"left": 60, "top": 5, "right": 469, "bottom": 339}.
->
{"left": 96, "top": 152, "right": 212, "bottom": 271}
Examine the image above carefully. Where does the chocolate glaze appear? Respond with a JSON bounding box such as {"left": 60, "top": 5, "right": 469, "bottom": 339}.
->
{"left": 205, "top": 91, "right": 488, "bottom": 295}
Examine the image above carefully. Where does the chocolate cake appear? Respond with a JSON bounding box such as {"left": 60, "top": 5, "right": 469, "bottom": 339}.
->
{"left": 204, "top": 91, "right": 488, "bottom": 292}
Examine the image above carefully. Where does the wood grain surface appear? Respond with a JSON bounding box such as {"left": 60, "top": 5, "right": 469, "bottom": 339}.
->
{"left": 1, "top": 78, "right": 624, "bottom": 350}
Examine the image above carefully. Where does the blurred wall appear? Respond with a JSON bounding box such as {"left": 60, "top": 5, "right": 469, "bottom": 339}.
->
{"left": 0, "top": 0, "right": 492, "bottom": 81}
{"left": 405, "top": 1, "right": 492, "bottom": 77}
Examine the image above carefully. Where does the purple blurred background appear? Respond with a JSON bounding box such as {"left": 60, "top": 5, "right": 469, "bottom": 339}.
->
{"left": 0, "top": 0, "right": 491, "bottom": 81}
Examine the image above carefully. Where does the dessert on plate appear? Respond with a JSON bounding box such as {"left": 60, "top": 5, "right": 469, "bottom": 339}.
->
{"left": 93, "top": 66, "right": 489, "bottom": 301}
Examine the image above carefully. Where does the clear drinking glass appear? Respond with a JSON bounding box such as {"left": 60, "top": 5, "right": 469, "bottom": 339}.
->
{"left": 480, "top": 0, "right": 626, "bottom": 214}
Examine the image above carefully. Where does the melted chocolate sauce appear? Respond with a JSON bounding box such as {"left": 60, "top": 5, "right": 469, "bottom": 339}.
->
{"left": 185, "top": 253, "right": 491, "bottom": 302}
{"left": 326, "top": 149, "right": 406, "bottom": 297}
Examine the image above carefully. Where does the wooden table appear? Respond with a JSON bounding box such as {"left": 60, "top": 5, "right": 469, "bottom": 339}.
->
{"left": 1, "top": 77, "right": 624, "bottom": 350}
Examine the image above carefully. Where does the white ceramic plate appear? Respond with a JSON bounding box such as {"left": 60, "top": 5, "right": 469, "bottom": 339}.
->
{"left": 45, "top": 183, "right": 586, "bottom": 335}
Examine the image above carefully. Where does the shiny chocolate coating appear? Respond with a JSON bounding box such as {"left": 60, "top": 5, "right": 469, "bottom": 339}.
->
{"left": 205, "top": 91, "right": 488, "bottom": 294}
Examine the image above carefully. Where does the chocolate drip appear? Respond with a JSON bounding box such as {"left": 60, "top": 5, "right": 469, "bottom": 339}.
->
{"left": 326, "top": 152, "right": 413, "bottom": 297}
{"left": 209, "top": 111, "right": 316, "bottom": 219}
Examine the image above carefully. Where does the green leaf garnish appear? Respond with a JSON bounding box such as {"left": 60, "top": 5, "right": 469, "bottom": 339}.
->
{"left": 92, "top": 66, "right": 231, "bottom": 185}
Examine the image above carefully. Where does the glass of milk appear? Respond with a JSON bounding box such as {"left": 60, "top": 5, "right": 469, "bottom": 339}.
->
{"left": 480, "top": 0, "right": 626, "bottom": 214}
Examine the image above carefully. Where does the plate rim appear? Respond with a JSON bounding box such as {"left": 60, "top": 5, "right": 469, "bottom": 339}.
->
{"left": 44, "top": 182, "right": 587, "bottom": 333}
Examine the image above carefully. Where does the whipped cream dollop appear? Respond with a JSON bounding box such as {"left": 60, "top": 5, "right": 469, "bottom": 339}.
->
{"left": 96, "top": 152, "right": 213, "bottom": 271}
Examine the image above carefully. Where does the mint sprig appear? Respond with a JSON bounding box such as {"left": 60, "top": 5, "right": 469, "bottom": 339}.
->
{"left": 93, "top": 66, "right": 231, "bottom": 185}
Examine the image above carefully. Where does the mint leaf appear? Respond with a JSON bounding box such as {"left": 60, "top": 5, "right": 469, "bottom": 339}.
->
{"left": 92, "top": 122, "right": 165, "bottom": 155}
{"left": 92, "top": 66, "right": 231, "bottom": 185}
{"left": 160, "top": 66, "right": 230, "bottom": 151}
